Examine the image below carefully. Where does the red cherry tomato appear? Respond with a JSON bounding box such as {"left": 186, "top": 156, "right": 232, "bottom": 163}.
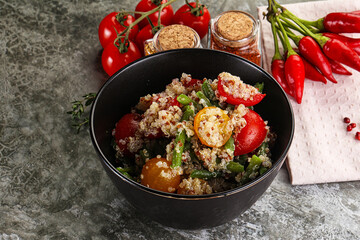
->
{"left": 135, "top": 25, "right": 155, "bottom": 55}
{"left": 114, "top": 113, "right": 141, "bottom": 156}
{"left": 101, "top": 41, "right": 142, "bottom": 76}
{"left": 217, "top": 74, "right": 266, "bottom": 106}
{"left": 169, "top": 98, "right": 181, "bottom": 108}
{"left": 98, "top": 12, "right": 139, "bottom": 48}
{"left": 151, "top": 95, "right": 180, "bottom": 108}
{"left": 172, "top": 2, "right": 211, "bottom": 39}
{"left": 135, "top": 24, "right": 164, "bottom": 56}
{"left": 182, "top": 78, "right": 203, "bottom": 87}
{"left": 135, "top": 0, "right": 174, "bottom": 29}
{"left": 234, "top": 109, "right": 267, "bottom": 156}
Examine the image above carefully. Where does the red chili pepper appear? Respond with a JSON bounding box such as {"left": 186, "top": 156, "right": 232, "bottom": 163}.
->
{"left": 285, "top": 54, "right": 305, "bottom": 104}
{"left": 327, "top": 58, "right": 352, "bottom": 75}
{"left": 322, "top": 32, "right": 360, "bottom": 55}
{"left": 217, "top": 77, "right": 266, "bottom": 106}
{"left": 301, "top": 56, "right": 327, "bottom": 84}
{"left": 269, "top": 16, "right": 295, "bottom": 99}
{"left": 278, "top": 11, "right": 360, "bottom": 74}
{"left": 273, "top": 14, "right": 305, "bottom": 103}
{"left": 271, "top": 59, "right": 295, "bottom": 97}
{"left": 297, "top": 36, "right": 337, "bottom": 83}
{"left": 323, "top": 12, "right": 360, "bottom": 33}
{"left": 291, "top": 48, "right": 327, "bottom": 83}
{"left": 322, "top": 38, "right": 360, "bottom": 73}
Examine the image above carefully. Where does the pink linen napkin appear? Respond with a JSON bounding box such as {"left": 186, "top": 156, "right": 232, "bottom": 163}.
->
{"left": 257, "top": 0, "right": 360, "bottom": 185}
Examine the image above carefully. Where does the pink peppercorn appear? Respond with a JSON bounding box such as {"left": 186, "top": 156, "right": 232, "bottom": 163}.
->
{"left": 344, "top": 117, "right": 351, "bottom": 123}
{"left": 356, "top": 132, "right": 360, "bottom": 141}
{"left": 347, "top": 125, "right": 353, "bottom": 131}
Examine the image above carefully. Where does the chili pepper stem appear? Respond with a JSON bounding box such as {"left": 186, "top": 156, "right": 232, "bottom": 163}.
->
{"left": 270, "top": 0, "right": 328, "bottom": 46}
{"left": 298, "top": 18, "right": 324, "bottom": 31}
{"left": 275, "top": 16, "right": 296, "bottom": 58}
{"left": 270, "top": 17, "right": 282, "bottom": 61}
{"left": 282, "top": 26, "right": 301, "bottom": 46}
{"left": 276, "top": 27, "right": 285, "bottom": 49}
{"left": 279, "top": 15, "right": 307, "bottom": 37}
{"left": 280, "top": 9, "right": 329, "bottom": 48}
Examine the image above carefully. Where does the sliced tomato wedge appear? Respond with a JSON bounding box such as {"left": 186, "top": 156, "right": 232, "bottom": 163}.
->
{"left": 151, "top": 96, "right": 180, "bottom": 108}
{"left": 234, "top": 109, "right": 267, "bottom": 156}
{"left": 194, "top": 107, "right": 232, "bottom": 148}
{"left": 114, "top": 113, "right": 141, "bottom": 156}
{"left": 182, "top": 78, "right": 203, "bottom": 87}
{"left": 169, "top": 97, "right": 181, "bottom": 108}
{"left": 217, "top": 72, "right": 265, "bottom": 106}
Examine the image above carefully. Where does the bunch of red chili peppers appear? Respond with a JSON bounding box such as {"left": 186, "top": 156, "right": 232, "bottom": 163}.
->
{"left": 267, "top": 0, "right": 360, "bottom": 104}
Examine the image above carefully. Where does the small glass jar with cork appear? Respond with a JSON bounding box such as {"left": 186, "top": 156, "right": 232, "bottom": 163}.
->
{"left": 144, "top": 24, "right": 201, "bottom": 56}
{"left": 209, "top": 10, "right": 261, "bottom": 66}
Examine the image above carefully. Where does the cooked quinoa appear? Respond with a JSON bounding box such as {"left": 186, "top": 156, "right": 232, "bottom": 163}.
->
{"left": 113, "top": 72, "right": 275, "bottom": 195}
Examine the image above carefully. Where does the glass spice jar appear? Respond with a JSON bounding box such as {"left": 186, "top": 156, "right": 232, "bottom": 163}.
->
{"left": 209, "top": 10, "right": 261, "bottom": 66}
{"left": 144, "top": 24, "right": 201, "bottom": 56}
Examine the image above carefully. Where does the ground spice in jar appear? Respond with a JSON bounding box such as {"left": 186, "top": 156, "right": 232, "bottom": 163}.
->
{"left": 210, "top": 11, "right": 261, "bottom": 66}
{"left": 144, "top": 39, "right": 156, "bottom": 56}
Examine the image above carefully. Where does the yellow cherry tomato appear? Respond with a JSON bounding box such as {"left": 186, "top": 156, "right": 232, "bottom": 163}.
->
{"left": 194, "top": 106, "right": 232, "bottom": 148}
{"left": 141, "top": 157, "right": 181, "bottom": 193}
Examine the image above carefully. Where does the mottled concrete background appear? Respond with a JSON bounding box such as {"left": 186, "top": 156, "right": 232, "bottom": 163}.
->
{"left": 1, "top": 0, "right": 359, "bottom": 239}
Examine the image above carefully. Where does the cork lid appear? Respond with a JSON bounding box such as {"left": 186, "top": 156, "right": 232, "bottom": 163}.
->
{"left": 217, "top": 12, "right": 253, "bottom": 41}
{"left": 156, "top": 24, "right": 199, "bottom": 51}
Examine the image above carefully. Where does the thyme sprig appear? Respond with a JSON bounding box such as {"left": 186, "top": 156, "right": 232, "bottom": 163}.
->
{"left": 67, "top": 93, "right": 96, "bottom": 133}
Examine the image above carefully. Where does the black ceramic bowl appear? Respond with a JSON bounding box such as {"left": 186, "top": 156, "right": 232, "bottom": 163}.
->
{"left": 90, "top": 48, "right": 294, "bottom": 229}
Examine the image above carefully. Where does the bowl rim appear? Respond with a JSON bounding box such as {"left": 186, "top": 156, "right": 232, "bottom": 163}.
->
{"left": 90, "top": 48, "right": 295, "bottom": 200}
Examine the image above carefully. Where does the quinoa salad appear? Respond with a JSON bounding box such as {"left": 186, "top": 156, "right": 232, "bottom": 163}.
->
{"left": 112, "top": 72, "right": 275, "bottom": 195}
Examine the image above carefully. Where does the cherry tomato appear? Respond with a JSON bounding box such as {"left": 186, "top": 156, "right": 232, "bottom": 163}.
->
{"left": 135, "top": 0, "right": 174, "bottom": 29}
{"left": 234, "top": 109, "right": 267, "bottom": 156}
{"left": 101, "top": 40, "right": 142, "bottom": 76}
{"left": 194, "top": 107, "right": 232, "bottom": 148}
{"left": 217, "top": 73, "right": 266, "bottom": 106}
{"left": 98, "top": 12, "right": 139, "bottom": 49}
{"left": 151, "top": 96, "right": 180, "bottom": 108}
{"left": 169, "top": 98, "right": 181, "bottom": 108}
{"left": 135, "top": 24, "right": 164, "bottom": 56}
{"left": 181, "top": 77, "right": 203, "bottom": 87}
{"left": 141, "top": 157, "right": 181, "bottom": 193}
{"left": 114, "top": 113, "right": 141, "bottom": 156}
{"left": 172, "top": 2, "right": 211, "bottom": 39}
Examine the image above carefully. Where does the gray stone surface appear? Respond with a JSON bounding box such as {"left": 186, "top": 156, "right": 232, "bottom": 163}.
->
{"left": 1, "top": 0, "right": 359, "bottom": 239}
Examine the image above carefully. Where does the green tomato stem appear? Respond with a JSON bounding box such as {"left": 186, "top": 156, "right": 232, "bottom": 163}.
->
{"left": 115, "top": 0, "right": 179, "bottom": 53}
